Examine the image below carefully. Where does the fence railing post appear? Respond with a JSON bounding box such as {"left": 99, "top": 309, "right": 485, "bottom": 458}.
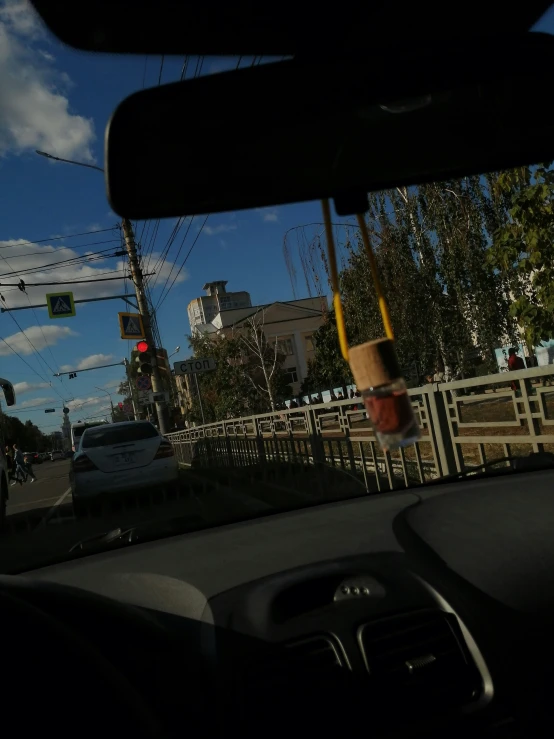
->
{"left": 253, "top": 416, "right": 266, "bottom": 466}
{"left": 306, "top": 407, "right": 325, "bottom": 466}
{"left": 223, "top": 421, "right": 234, "bottom": 468}
{"left": 425, "top": 387, "right": 457, "bottom": 476}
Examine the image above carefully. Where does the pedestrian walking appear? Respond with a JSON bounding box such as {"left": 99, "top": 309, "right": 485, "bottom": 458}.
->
{"left": 6, "top": 445, "right": 23, "bottom": 487}
{"left": 507, "top": 347, "right": 530, "bottom": 394}
{"left": 13, "top": 444, "right": 36, "bottom": 483}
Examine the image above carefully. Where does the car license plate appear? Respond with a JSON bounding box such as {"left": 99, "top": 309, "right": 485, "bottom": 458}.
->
{"left": 115, "top": 452, "right": 134, "bottom": 465}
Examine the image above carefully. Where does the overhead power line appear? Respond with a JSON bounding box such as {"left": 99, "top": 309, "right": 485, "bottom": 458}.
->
{"left": 0, "top": 246, "right": 124, "bottom": 279}
{"left": 0, "top": 334, "right": 59, "bottom": 389}
{"left": 156, "top": 214, "right": 209, "bottom": 311}
{"left": 0, "top": 237, "right": 120, "bottom": 259}
{"left": 0, "top": 273, "right": 152, "bottom": 288}
{"left": 0, "top": 227, "right": 118, "bottom": 251}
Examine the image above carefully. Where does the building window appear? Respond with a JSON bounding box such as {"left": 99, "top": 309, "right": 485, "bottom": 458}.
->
{"left": 305, "top": 335, "right": 315, "bottom": 351}
{"left": 284, "top": 367, "right": 298, "bottom": 384}
{"left": 275, "top": 338, "right": 294, "bottom": 356}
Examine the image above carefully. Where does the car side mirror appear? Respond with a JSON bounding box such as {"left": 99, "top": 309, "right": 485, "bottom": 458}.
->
{"left": 0, "top": 380, "right": 16, "bottom": 407}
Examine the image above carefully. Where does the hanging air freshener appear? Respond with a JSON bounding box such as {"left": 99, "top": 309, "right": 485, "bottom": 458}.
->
{"left": 321, "top": 199, "right": 420, "bottom": 452}
{"left": 348, "top": 337, "right": 420, "bottom": 451}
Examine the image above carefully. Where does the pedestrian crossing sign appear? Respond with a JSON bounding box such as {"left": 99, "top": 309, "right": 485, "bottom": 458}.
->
{"left": 46, "top": 291, "right": 76, "bottom": 319}
{"left": 118, "top": 311, "right": 145, "bottom": 340}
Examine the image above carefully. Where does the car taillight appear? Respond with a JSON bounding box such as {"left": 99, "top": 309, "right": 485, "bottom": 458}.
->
{"left": 154, "top": 440, "right": 174, "bottom": 459}
{"left": 73, "top": 454, "right": 98, "bottom": 472}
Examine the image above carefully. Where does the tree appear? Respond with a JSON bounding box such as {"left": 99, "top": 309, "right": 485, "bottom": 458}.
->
{"left": 1, "top": 413, "right": 49, "bottom": 451}
{"left": 239, "top": 312, "right": 291, "bottom": 412}
{"left": 185, "top": 315, "right": 293, "bottom": 423}
{"left": 187, "top": 331, "right": 258, "bottom": 423}
{"left": 300, "top": 313, "right": 352, "bottom": 395}
{"left": 286, "top": 172, "right": 519, "bottom": 386}
{"left": 487, "top": 163, "right": 554, "bottom": 351}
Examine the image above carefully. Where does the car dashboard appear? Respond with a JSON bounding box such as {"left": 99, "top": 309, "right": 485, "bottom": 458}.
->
{"left": 3, "top": 469, "right": 554, "bottom": 738}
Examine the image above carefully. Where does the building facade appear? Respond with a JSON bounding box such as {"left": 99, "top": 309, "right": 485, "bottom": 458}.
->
{"left": 178, "top": 297, "right": 326, "bottom": 416}
{"left": 187, "top": 280, "right": 252, "bottom": 334}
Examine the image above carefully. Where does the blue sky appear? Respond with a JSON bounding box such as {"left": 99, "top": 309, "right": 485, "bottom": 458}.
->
{"left": 0, "top": 1, "right": 333, "bottom": 433}
{"left": 1, "top": 1, "right": 554, "bottom": 434}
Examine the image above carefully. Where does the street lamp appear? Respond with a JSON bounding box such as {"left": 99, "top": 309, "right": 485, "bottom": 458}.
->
{"left": 168, "top": 345, "right": 180, "bottom": 359}
{"left": 95, "top": 387, "right": 115, "bottom": 422}
{"left": 35, "top": 150, "right": 105, "bottom": 173}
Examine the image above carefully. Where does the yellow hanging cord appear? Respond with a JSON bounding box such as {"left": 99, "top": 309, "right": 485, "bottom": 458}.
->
{"left": 321, "top": 200, "right": 395, "bottom": 361}
{"left": 321, "top": 199, "right": 350, "bottom": 361}
{"left": 355, "top": 213, "right": 394, "bottom": 341}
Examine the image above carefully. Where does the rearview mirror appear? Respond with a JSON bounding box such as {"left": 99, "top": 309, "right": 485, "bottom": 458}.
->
{"left": 106, "top": 33, "right": 554, "bottom": 219}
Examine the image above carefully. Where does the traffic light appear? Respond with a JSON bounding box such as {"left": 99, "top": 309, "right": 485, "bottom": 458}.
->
{"left": 136, "top": 341, "right": 153, "bottom": 375}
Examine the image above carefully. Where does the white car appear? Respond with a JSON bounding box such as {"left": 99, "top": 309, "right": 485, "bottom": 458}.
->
{"left": 50, "top": 450, "right": 64, "bottom": 461}
{"left": 70, "top": 420, "right": 179, "bottom": 516}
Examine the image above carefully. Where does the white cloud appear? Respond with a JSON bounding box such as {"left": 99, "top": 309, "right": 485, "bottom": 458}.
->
{"left": 13, "top": 380, "right": 50, "bottom": 395}
{"left": 0, "top": 232, "right": 189, "bottom": 310}
{"left": 66, "top": 396, "right": 105, "bottom": 413}
{"left": 60, "top": 353, "right": 114, "bottom": 372}
{"left": 0, "top": 1, "right": 95, "bottom": 161}
{"left": 0, "top": 324, "right": 77, "bottom": 357}
{"left": 256, "top": 207, "right": 279, "bottom": 223}
{"left": 203, "top": 224, "right": 237, "bottom": 236}
{"left": 18, "top": 395, "right": 54, "bottom": 408}
{"left": 103, "top": 379, "right": 122, "bottom": 390}
{"left": 0, "top": 0, "right": 44, "bottom": 38}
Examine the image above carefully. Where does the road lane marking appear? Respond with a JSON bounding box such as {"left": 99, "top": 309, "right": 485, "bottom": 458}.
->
{"left": 37, "top": 486, "right": 72, "bottom": 529}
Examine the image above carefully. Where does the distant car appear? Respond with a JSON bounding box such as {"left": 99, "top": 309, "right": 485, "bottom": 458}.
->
{"left": 39, "top": 452, "right": 49, "bottom": 461}
{"left": 50, "top": 450, "right": 64, "bottom": 461}
{"left": 70, "top": 421, "right": 179, "bottom": 517}
{"left": 24, "top": 452, "right": 41, "bottom": 465}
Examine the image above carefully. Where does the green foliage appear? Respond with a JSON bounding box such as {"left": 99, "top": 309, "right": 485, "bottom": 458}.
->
{"left": 300, "top": 314, "right": 351, "bottom": 395}
{"left": 487, "top": 163, "right": 554, "bottom": 349}
{"left": 1, "top": 414, "right": 49, "bottom": 451}
{"left": 185, "top": 326, "right": 292, "bottom": 424}
{"left": 299, "top": 169, "right": 542, "bottom": 391}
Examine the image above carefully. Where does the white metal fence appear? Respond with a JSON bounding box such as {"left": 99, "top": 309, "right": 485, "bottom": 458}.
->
{"left": 166, "top": 365, "right": 554, "bottom": 492}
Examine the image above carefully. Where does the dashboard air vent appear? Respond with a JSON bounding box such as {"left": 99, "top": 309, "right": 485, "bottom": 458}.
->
{"left": 243, "top": 636, "right": 351, "bottom": 737}
{"left": 360, "top": 610, "right": 482, "bottom": 715}
{"left": 251, "top": 635, "right": 344, "bottom": 683}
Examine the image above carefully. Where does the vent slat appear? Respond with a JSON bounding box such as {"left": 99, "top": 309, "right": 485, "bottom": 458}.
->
{"left": 360, "top": 610, "right": 482, "bottom": 713}
{"left": 246, "top": 636, "right": 344, "bottom": 687}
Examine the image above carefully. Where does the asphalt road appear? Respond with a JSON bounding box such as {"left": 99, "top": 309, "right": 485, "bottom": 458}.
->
{"left": 0, "top": 461, "right": 323, "bottom": 574}
{"left": 7, "top": 458, "right": 71, "bottom": 520}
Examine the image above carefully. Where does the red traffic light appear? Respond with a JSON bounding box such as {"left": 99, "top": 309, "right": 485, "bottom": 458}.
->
{"left": 137, "top": 340, "right": 149, "bottom": 353}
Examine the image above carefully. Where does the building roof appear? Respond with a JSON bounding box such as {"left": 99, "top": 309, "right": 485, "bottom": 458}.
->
{"left": 214, "top": 298, "right": 325, "bottom": 329}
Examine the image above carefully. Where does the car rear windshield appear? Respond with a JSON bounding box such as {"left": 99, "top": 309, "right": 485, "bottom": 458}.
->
{"left": 81, "top": 424, "right": 159, "bottom": 448}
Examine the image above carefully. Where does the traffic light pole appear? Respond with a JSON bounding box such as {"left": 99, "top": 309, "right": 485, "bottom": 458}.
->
{"left": 122, "top": 218, "right": 170, "bottom": 435}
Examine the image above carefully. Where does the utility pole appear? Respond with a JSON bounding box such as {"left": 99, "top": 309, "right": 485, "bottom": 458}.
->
{"left": 123, "top": 358, "right": 140, "bottom": 420}
{"left": 121, "top": 218, "right": 169, "bottom": 434}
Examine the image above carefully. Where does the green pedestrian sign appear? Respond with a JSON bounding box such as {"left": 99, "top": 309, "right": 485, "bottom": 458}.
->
{"left": 46, "top": 291, "right": 76, "bottom": 319}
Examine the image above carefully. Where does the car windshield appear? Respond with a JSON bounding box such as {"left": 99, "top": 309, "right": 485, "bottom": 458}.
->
{"left": 81, "top": 424, "right": 159, "bottom": 448}
{"left": 2, "top": 3, "right": 554, "bottom": 573}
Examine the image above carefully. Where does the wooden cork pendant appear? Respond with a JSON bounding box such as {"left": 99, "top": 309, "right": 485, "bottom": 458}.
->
{"left": 349, "top": 338, "right": 420, "bottom": 451}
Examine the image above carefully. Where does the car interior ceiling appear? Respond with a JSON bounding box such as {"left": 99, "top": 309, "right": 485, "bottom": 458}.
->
{"left": 5, "top": 1, "right": 554, "bottom": 738}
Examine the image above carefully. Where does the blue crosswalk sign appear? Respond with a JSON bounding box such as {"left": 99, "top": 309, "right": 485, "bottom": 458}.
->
{"left": 118, "top": 312, "right": 145, "bottom": 340}
{"left": 46, "top": 292, "right": 76, "bottom": 319}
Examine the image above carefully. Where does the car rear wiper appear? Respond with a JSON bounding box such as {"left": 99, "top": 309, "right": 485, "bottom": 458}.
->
{"left": 68, "top": 514, "right": 207, "bottom": 555}
{"left": 422, "top": 451, "right": 554, "bottom": 487}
